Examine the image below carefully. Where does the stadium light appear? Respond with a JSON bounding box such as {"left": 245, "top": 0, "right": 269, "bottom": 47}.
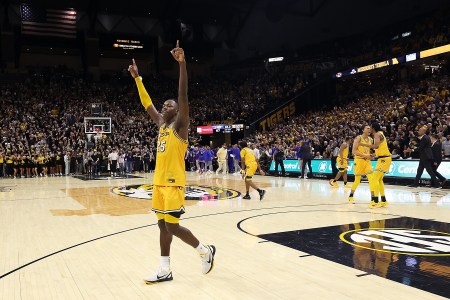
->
{"left": 268, "top": 57, "right": 284, "bottom": 62}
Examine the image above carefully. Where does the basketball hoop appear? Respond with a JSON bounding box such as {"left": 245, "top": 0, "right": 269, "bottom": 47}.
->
{"left": 84, "top": 117, "right": 112, "bottom": 134}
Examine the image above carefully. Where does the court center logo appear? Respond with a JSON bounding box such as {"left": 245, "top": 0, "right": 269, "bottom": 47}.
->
{"left": 112, "top": 184, "right": 241, "bottom": 200}
{"left": 340, "top": 228, "right": 450, "bottom": 256}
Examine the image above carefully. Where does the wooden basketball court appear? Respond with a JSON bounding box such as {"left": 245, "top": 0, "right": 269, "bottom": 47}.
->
{"left": 1, "top": 173, "right": 449, "bottom": 299}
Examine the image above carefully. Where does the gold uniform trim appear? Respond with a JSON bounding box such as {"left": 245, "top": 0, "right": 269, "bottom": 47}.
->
{"left": 172, "top": 129, "right": 188, "bottom": 144}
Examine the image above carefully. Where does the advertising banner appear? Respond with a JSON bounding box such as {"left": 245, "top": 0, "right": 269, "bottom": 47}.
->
{"left": 269, "top": 159, "right": 450, "bottom": 179}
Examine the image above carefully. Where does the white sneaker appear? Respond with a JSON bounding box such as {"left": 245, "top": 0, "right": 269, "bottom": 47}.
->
{"left": 201, "top": 245, "right": 216, "bottom": 274}
{"left": 143, "top": 268, "right": 173, "bottom": 284}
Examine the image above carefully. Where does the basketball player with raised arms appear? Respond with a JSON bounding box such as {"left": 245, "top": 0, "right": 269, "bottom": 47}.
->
{"left": 129, "top": 41, "right": 215, "bottom": 284}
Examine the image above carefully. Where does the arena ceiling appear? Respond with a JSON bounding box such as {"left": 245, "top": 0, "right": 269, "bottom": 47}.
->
{"left": 3, "top": 0, "right": 449, "bottom": 58}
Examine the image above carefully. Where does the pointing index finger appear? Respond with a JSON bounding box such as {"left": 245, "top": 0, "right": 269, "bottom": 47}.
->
{"left": 176, "top": 40, "right": 179, "bottom": 48}
{"left": 132, "top": 58, "right": 136, "bottom": 66}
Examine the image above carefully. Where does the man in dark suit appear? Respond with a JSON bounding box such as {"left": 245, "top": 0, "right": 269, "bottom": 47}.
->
{"left": 300, "top": 141, "right": 313, "bottom": 179}
{"left": 407, "top": 126, "right": 441, "bottom": 188}
{"left": 431, "top": 134, "right": 446, "bottom": 185}
{"left": 273, "top": 144, "right": 286, "bottom": 177}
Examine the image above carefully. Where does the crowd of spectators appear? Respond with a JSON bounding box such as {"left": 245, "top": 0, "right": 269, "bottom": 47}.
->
{"left": 0, "top": 62, "right": 306, "bottom": 178}
{"left": 2, "top": 64, "right": 448, "bottom": 179}
{"left": 1, "top": 6, "right": 449, "bottom": 179}
{"left": 247, "top": 71, "right": 450, "bottom": 173}
{"left": 0, "top": 67, "right": 160, "bottom": 177}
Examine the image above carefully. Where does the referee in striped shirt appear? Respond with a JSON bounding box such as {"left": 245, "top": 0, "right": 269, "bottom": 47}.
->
{"left": 331, "top": 141, "right": 340, "bottom": 177}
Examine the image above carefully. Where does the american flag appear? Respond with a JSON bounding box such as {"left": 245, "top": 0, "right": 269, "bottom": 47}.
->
{"left": 21, "top": 4, "right": 77, "bottom": 39}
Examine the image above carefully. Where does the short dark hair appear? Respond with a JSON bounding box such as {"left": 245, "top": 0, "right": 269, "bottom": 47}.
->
{"left": 239, "top": 141, "right": 247, "bottom": 148}
{"left": 361, "top": 124, "right": 370, "bottom": 132}
{"left": 431, "top": 134, "right": 439, "bottom": 140}
{"left": 371, "top": 122, "right": 381, "bottom": 132}
{"left": 345, "top": 136, "right": 352, "bottom": 142}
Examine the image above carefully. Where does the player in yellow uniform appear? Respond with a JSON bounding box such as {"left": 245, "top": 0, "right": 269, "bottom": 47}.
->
{"left": 239, "top": 141, "right": 266, "bottom": 200}
{"left": 5, "top": 154, "right": 13, "bottom": 177}
{"left": 359, "top": 122, "right": 391, "bottom": 207}
{"left": 37, "top": 154, "right": 45, "bottom": 177}
{"left": 129, "top": 41, "right": 215, "bottom": 284}
{"left": 13, "top": 155, "right": 18, "bottom": 178}
{"left": 348, "top": 125, "right": 375, "bottom": 206}
{"left": 329, "top": 137, "right": 352, "bottom": 187}
{"left": 0, "top": 152, "right": 4, "bottom": 178}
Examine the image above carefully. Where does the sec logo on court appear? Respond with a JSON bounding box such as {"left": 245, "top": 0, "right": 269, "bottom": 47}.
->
{"left": 340, "top": 228, "right": 450, "bottom": 256}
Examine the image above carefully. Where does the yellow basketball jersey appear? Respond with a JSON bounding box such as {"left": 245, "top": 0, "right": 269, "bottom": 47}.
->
{"left": 375, "top": 131, "right": 391, "bottom": 157}
{"left": 240, "top": 147, "right": 257, "bottom": 166}
{"left": 342, "top": 144, "right": 349, "bottom": 159}
{"left": 153, "top": 123, "right": 188, "bottom": 186}
{"left": 356, "top": 135, "right": 372, "bottom": 158}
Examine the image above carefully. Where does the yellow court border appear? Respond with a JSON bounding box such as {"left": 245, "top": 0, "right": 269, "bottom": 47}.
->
{"left": 339, "top": 227, "right": 450, "bottom": 256}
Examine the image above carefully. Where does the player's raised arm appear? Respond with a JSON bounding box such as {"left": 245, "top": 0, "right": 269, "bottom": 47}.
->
{"left": 171, "top": 40, "right": 189, "bottom": 140}
{"left": 128, "top": 58, "right": 164, "bottom": 127}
